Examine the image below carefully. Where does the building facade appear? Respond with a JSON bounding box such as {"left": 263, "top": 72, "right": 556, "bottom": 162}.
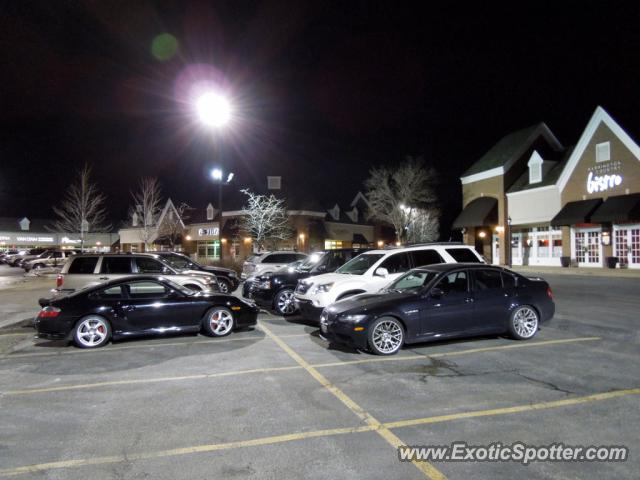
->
{"left": 454, "top": 106, "right": 640, "bottom": 268}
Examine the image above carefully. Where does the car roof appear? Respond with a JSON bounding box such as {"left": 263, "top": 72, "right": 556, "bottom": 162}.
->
{"left": 414, "top": 263, "right": 507, "bottom": 273}
{"left": 360, "top": 244, "right": 475, "bottom": 255}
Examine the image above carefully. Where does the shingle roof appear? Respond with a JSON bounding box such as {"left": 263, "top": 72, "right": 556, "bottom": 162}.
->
{"left": 507, "top": 146, "right": 574, "bottom": 193}
{"left": 463, "top": 123, "right": 546, "bottom": 177}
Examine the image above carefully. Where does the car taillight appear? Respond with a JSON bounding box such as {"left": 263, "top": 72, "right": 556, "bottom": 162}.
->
{"left": 38, "top": 306, "right": 61, "bottom": 318}
{"left": 56, "top": 274, "right": 63, "bottom": 288}
{"left": 547, "top": 287, "right": 553, "bottom": 299}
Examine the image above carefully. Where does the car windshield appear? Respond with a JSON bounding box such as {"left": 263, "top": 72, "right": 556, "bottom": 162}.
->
{"left": 297, "top": 252, "right": 326, "bottom": 272}
{"left": 246, "top": 254, "right": 263, "bottom": 263}
{"left": 336, "top": 253, "right": 384, "bottom": 275}
{"left": 386, "top": 270, "right": 439, "bottom": 293}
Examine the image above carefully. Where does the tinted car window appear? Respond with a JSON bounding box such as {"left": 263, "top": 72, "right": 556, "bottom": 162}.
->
{"left": 127, "top": 281, "right": 168, "bottom": 299}
{"left": 502, "top": 272, "right": 517, "bottom": 289}
{"left": 411, "top": 249, "right": 444, "bottom": 267}
{"left": 474, "top": 269, "right": 503, "bottom": 290}
{"left": 337, "top": 253, "right": 384, "bottom": 275}
{"left": 445, "top": 248, "right": 481, "bottom": 263}
{"left": 435, "top": 271, "right": 468, "bottom": 294}
{"left": 264, "top": 253, "right": 298, "bottom": 264}
{"left": 380, "top": 252, "right": 411, "bottom": 274}
{"left": 326, "top": 251, "right": 347, "bottom": 271}
{"left": 52, "top": 252, "right": 64, "bottom": 258}
{"left": 101, "top": 257, "right": 133, "bottom": 274}
{"left": 68, "top": 257, "right": 99, "bottom": 274}
{"left": 95, "top": 285, "right": 124, "bottom": 299}
{"left": 389, "top": 270, "right": 438, "bottom": 292}
{"left": 135, "top": 257, "right": 166, "bottom": 274}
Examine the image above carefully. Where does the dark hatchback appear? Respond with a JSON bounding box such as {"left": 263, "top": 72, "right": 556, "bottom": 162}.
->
{"left": 35, "top": 275, "right": 259, "bottom": 348}
{"left": 243, "top": 248, "right": 369, "bottom": 315}
{"left": 320, "top": 263, "right": 554, "bottom": 355}
{"left": 155, "top": 252, "right": 240, "bottom": 293}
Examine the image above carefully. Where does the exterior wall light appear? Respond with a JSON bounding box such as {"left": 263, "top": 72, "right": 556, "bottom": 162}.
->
{"left": 478, "top": 231, "right": 487, "bottom": 239}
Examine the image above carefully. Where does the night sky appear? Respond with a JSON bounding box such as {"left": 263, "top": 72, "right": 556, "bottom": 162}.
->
{"left": 2, "top": 1, "right": 639, "bottom": 238}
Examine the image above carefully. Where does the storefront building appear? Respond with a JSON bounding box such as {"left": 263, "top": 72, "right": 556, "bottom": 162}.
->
{"left": 454, "top": 106, "right": 640, "bottom": 268}
{"left": 0, "top": 217, "right": 118, "bottom": 252}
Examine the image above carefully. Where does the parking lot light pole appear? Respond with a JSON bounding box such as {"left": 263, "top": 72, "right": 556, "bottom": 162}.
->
{"left": 507, "top": 216, "right": 512, "bottom": 267}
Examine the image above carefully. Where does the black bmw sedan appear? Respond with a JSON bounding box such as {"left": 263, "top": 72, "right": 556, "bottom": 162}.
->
{"left": 35, "top": 275, "right": 259, "bottom": 348}
{"left": 319, "top": 263, "right": 555, "bottom": 355}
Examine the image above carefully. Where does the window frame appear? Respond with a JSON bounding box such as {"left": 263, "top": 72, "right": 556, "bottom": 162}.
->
{"left": 472, "top": 268, "right": 504, "bottom": 292}
{"left": 379, "top": 252, "right": 412, "bottom": 274}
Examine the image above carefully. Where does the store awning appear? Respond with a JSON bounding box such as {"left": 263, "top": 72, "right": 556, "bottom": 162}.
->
{"left": 352, "top": 233, "right": 369, "bottom": 244}
{"left": 452, "top": 197, "right": 498, "bottom": 229}
{"left": 591, "top": 193, "right": 640, "bottom": 223}
{"left": 550, "top": 199, "right": 602, "bottom": 226}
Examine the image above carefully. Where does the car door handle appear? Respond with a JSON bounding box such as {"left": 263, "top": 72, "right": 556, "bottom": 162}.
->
{"left": 99, "top": 277, "right": 109, "bottom": 280}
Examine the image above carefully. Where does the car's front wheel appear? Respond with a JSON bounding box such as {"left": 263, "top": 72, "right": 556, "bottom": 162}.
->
{"left": 367, "top": 317, "right": 404, "bottom": 355}
{"left": 217, "top": 279, "right": 231, "bottom": 294}
{"left": 509, "top": 305, "right": 539, "bottom": 340}
{"left": 73, "top": 315, "right": 111, "bottom": 348}
{"left": 274, "top": 289, "right": 297, "bottom": 316}
{"left": 203, "top": 307, "right": 235, "bottom": 337}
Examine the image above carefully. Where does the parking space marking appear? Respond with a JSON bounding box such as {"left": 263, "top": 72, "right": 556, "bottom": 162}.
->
{"left": 383, "top": 387, "right": 640, "bottom": 430}
{"left": 1, "top": 385, "right": 636, "bottom": 477}
{"left": 313, "top": 336, "right": 601, "bottom": 368}
{"left": 3, "top": 336, "right": 601, "bottom": 396}
{"left": 0, "top": 424, "right": 377, "bottom": 477}
{"left": 260, "top": 323, "right": 447, "bottom": 480}
{"left": 0, "top": 332, "right": 32, "bottom": 337}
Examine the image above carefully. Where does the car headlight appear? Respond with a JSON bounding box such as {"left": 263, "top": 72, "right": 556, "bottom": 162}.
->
{"left": 228, "top": 271, "right": 237, "bottom": 278}
{"left": 257, "top": 280, "right": 271, "bottom": 290}
{"left": 339, "top": 314, "right": 368, "bottom": 323}
{"left": 311, "top": 282, "right": 334, "bottom": 294}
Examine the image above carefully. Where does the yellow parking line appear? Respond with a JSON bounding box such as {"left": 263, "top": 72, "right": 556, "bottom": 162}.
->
{"left": 260, "top": 323, "right": 447, "bottom": 480}
{"left": 0, "top": 424, "right": 376, "bottom": 477}
{"left": 1, "top": 386, "right": 636, "bottom": 477}
{"left": 4, "top": 365, "right": 302, "bottom": 396}
{"left": 383, "top": 387, "right": 640, "bottom": 429}
{"left": 0, "top": 332, "right": 33, "bottom": 337}
{"left": 4, "top": 336, "right": 601, "bottom": 396}
{"left": 313, "top": 337, "right": 601, "bottom": 368}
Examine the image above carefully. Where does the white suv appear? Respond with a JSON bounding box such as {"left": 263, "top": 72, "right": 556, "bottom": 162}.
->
{"left": 241, "top": 251, "right": 307, "bottom": 280}
{"left": 293, "top": 244, "right": 484, "bottom": 322}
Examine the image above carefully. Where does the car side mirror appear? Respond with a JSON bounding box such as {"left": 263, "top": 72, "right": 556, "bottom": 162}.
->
{"left": 429, "top": 287, "right": 445, "bottom": 299}
{"left": 375, "top": 267, "right": 389, "bottom": 278}
{"left": 162, "top": 266, "right": 171, "bottom": 274}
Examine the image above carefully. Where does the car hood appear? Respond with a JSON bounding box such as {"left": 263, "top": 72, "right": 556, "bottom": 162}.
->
{"left": 258, "top": 269, "right": 311, "bottom": 283}
{"left": 201, "top": 265, "right": 235, "bottom": 275}
{"left": 299, "top": 272, "right": 359, "bottom": 287}
{"left": 326, "top": 290, "right": 415, "bottom": 315}
{"left": 179, "top": 269, "right": 216, "bottom": 278}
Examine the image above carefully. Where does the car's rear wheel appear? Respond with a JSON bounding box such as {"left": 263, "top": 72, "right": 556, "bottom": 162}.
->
{"left": 73, "top": 315, "right": 111, "bottom": 348}
{"left": 509, "top": 305, "right": 539, "bottom": 340}
{"left": 217, "top": 279, "right": 231, "bottom": 294}
{"left": 367, "top": 317, "right": 404, "bottom": 355}
{"left": 203, "top": 307, "right": 235, "bottom": 337}
{"left": 32, "top": 263, "right": 45, "bottom": 270}
{"left": 274, "top": 289, "right": 297, "bottom": 316}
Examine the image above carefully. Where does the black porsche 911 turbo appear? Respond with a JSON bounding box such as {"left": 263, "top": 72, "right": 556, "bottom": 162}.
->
{"left": 35, "top": 275, "right": 259, "bottom": 348}
{"left": 319, "top": 263, "right": 555, "bottom": 355}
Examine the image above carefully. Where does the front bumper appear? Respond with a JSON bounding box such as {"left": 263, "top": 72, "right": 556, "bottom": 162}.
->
{"left": 320, "top": 317, "right": 369, "bottom": 350}
{"left": 294, "top": 297, "right": 324, "bottom": 323}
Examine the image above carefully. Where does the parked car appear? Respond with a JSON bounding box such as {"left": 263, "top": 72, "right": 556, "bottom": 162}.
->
{"left": 154, "top": 252, "right": 240, "bottom": 293}
{"left": 319, "top": 263, "right": 555, "bottom": 355}
{"left": 8, "top": 248, "right": 47, "bottom": 266}
{"left": 54, "top": 253, "right": 219, "bottom": 294}
{"left": 35, "top": 275, "right": 259, "bottom": 348}
{"left": 241, "top": 251, "right": 308, "bottom": 280}
{"left": 14, "top": 249, "right": 52, "bottom": 268}
{"left": 2, "top": 249, "right": 29, "bottom": 266}
{"left": 0, "top": 250, "right": 19, "bottom": 264}
{"left": 294, "top": 243, "right": 485, "bottom": 323}
{"left": 244, "top": 248, "right": 370, "bottom": 315}
{"left": 23, "top": 250, "right": 77, "bottom": 272}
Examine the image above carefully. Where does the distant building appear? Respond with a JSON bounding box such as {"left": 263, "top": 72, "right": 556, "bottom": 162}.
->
{"left": 454, "top": 106, "right": 640, "bottom": 268}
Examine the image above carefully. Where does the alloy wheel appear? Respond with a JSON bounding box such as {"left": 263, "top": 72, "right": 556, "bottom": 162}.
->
{"left": 276, "top": 290, "right": 297, "bottom": 315}
{"left": 209, "top": 308, "right": 234, "bottom": 336}
{"left": 76, "top": 317, "right": 109, "bottom": 348}
{"left": 218, "top": 280, "right": 230, "bottom": 293}
{"left": 513, "top": 307, "right": 538, "bottom": 338}
{"left": 372, "top": 320, "right": 403, "bottom": 354}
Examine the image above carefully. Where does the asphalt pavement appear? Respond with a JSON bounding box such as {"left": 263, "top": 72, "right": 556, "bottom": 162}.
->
{"left": 0, "top": 267, "right": 638, "bottom": 479}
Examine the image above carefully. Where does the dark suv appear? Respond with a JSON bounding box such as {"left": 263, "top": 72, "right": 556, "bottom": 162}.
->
{"left": 154, "top": 252, "right": 240, "bottom": 293}
{"left": 243, "top": 248, "right": 369, "bottom": 315}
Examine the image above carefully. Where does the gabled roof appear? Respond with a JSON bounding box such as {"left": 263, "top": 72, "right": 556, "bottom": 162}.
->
{"left": 507, "top": 146, "right": 574, "bottom": 193}
{"left": 462, "top": 122, "right": 562, "bottom": 179}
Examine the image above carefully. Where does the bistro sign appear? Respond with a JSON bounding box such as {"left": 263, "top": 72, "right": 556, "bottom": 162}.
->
{"left": 586, "top": 171, "right": 622, "bottom": 194}
{"left": 197, "top": 227, "right": 220, "bottom": 237}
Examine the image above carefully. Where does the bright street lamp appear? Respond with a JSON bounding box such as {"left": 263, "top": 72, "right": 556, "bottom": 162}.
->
{"left": 211, "top": 168, "right": 223, "bottom": 181}
{"left": 196, "top": 92, "right": 231, "bottom": 128}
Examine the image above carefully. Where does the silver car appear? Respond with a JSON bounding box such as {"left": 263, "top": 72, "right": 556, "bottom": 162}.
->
{"left": 241, "top": 251, "right": 308, "bottom": 280}
{"left": 24, "top": 250, "right": 77, "bottom": 272}
{"left": 55, "top": 253, "right": 219, "bottom": 293}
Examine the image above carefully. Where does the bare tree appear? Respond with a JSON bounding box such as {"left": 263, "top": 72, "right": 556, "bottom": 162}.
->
{"left": 405, "top": 208, "right": 440, "bottom": 244}
{"left": 240, "top": 189, "right": 292, "bottom": 251}
{"left": 158, "top": 201, "right": 192, "bottom": 249}
{"left": 130, "top": 177, "right": 163, "bottom": 251}
{"left": 50, "top": 164, "right": 111, "bottom": 252}
{"left": 364, "top": 157, "right": 439, "bottom": 243}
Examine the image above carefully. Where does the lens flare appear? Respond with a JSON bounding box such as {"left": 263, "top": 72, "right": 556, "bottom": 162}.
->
{"left": 151, "top": 33, "right": 178, "bottom": 61}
